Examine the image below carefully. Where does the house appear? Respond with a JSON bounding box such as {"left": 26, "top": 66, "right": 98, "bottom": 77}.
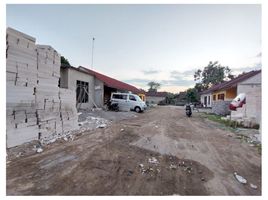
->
{"left": 200, "top": 70, "right": 261, "bottom": 116}
{"left": 60, "top": 65, "right": 95, "bottom": 109}
{"left": 200, "top": 83, "right": 222, "bottom": 107}
{"left": 137, "top": 89, "right": 147, "bottom": 102}
{"left": 60, "top": 65, "right": 142, "bottom": 109}
{"left": 146, "top": 91, "right": 168, "bottom": 104}
{"left": 78, "top": 66, "right": 142, "bottom": 107}
{"left": 231, "top": 70, "right": 261, "bottom": 125}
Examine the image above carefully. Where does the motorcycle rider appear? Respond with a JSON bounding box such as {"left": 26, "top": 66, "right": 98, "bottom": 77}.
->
{"left": 185, "top": 103, "right": 192, "bottom": 117}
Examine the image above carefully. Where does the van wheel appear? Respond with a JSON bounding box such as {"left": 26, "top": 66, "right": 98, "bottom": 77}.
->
{"left": 134, "top": 106, "right": 141, "bottom": 113}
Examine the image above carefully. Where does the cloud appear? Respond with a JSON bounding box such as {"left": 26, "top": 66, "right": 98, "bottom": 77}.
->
{"left": 124, "top": 69, "right": 197, "bottom": 92}
{"left": 123, "top": 78, "right": 152, "bottom": 86}
{"left": 124, "top": 77, "right": 195, "bottom": 89}
{"left": 170, "top": 69, "right": 197, "bottom": 80}
{"left": 232, "top": 62, "right": 261, "bottom": 75}
{"left": 161, "top": 79, "right": 195, "bottom": 87}
{"left": 142, "top": 69, "right": 161, "bottom": 75}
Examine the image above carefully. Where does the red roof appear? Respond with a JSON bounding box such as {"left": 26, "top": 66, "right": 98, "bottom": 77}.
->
{"left": 78, "top": 66, "right": 141, "bottom": 94}
{"left": 200, "top": 70, "right": 261, "bottom": 95}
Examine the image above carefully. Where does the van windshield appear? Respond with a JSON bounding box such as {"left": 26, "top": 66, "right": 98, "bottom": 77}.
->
{"left": 134, "top": 95, "right": 142, "bottom": 102}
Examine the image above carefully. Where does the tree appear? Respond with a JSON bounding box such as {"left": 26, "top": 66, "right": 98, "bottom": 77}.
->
{"left": 194, "top": 82, "right": 205, "bottom": 93}
{"left": 61, "top": 56, "right": 71, "bottom": 66}
{"left": 165, "top": 93, "right": 175, "bottom": 104}
{"left": 147, "top": 81, "right": 161, "bottom": 92}
{"left": 186, "top": 88, "right": 199, "bottom": 103}
{"left": 194, "top": 61, "right": 234, "bottom": 91}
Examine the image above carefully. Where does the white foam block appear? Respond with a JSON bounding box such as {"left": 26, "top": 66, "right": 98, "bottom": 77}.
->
{"left": 6, "top": 125, "right": 39, "bottom": 148}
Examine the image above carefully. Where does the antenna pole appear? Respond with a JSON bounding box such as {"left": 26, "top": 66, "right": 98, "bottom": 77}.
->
{"left": 91, "top": 37, "right": 95, "bottom": 69}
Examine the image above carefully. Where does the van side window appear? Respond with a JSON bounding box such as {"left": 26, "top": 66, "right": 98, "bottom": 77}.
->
{"left": 112, "top": 94, "right": 120, "bottom": 99}
{"left": 129, "top": 95, "right": 136, "bottom": 101}
{"left": 122, "top": 95, "right": 127, "bottom": 100}
{"left": 113, "top": 94, "right": 127, "bottom": 100}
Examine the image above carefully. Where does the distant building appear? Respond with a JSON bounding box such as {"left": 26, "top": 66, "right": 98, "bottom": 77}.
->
{"left": 174, "top": 92, "right": 187, "bottom": 106}
{"left": 146, "top": 91, "right": 168, "bottom": 104}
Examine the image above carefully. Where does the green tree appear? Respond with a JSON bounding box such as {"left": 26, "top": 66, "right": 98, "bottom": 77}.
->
{"left": 165, "top": 93, "right": 175, "bottom": 104}
{"left": 61, "top": 56, "right": 71, "bottom": 66}
{"left": 147, "top": 81, "right": 161, "bottom": 92}
{"left": 186, "top": 88, "right": 199, "bottom": 103}
{"left": 194, "top": 82, "right": 205, "bottom": 93}
{"left": 194, "top": 61, "right": 234, "bottom": 91}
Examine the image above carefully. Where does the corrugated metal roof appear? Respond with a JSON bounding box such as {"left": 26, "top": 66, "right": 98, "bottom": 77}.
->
{"left": 200, "top": 70, "right": 261, "bottom": 95}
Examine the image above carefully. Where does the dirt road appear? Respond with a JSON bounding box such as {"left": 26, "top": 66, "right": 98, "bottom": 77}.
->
{"left": 6, "top": 106, "right": 261, "bottom": 195}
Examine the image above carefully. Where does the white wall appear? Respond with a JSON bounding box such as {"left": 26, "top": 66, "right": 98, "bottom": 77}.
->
{"left": 94, "top": 78, "right": 104, "bottom": 107}
{"left": 146, "top": 96, "right": 165, "bottom": 104}
{"left": 64, "top": 68, "right": 95, "bottom": 109}
{"left": 200, "top": 93, "right": 212, "bottom": 107}
{"left": 231, "top": 72, "right": 261, "bottom": 124}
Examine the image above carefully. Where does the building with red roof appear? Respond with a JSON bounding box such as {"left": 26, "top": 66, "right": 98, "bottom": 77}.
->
{"left": 200, "top": 70, "right": 261, "bottom": 118}
{"left": 60, "top": 65, "right": 142, "bottom": 109}
{"left": 78, "top": 66, "right": 141, "bottom": 94}
{"left": 200, "top": 70, "right": 261, "bottom": 107}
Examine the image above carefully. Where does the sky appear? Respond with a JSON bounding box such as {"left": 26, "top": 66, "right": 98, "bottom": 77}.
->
{"left": 6, "top": 4, "right": 261, "bottom": 93}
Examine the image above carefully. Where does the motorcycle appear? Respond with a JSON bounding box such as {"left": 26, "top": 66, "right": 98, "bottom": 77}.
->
{"left": 185, "top": 104, "right": 192, "bottom": 117}
{"left": 107, "top": 100, "right": 119, "bottom": 112}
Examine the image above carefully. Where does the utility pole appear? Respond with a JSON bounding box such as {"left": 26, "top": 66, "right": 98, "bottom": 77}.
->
{"left": 91, "top": 37, "right": 95, "bottom": 70}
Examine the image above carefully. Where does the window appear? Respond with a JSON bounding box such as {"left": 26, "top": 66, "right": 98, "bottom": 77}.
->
{"left": 76, "top": 80, "right": 89, "bottom": 103}
{"left": 129, "top": 95, "right": 136, "bottom": 101}
{"left": 208, "top": 96, "right": 210, "bottom": 105}
{"left": 218, "top": 93, "right": 225, "bottom": 100}
{"left": 112, "top": 94, "right": 120, "bottom": 99}
{"left": 112, "top": 94, "right": 127, "bottom": 100}
{"left": 213, "top": 95, "right": 216, "bottom": 101}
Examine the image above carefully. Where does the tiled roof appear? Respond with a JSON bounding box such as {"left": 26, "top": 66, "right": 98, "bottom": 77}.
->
{"left": 78, "top": 66, "right": 142, "bottom": 94}
{"left": 200, "top": 70, "right": 261, "bottom": 95}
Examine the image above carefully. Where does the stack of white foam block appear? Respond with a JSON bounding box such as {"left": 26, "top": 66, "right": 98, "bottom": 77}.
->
{"left": 35, "top": 45, "right": 61, "bottom": 141}
{"left": 6, "top": 27, "right": 78, "bottom": 148}
{"left": 59, "top": 88, "right": 79, "bottom": 133}
{"left": 6, "top": 28, "right": 39, "bottom": 147}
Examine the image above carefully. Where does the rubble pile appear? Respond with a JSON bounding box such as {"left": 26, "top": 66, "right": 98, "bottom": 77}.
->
{"left": 6, "top": 27, "right": 78, "bottom": 148}
{"left": 78, "top": 116, "right": 110, "bottom": 131}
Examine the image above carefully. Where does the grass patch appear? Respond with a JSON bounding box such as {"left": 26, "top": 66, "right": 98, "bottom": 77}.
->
{"left": 200, "top": 113, "right": 243, "bottom": 130}
{"left": 201, "top": 113, "right": 260, "bottom": 130}
{"left": 255, "top": 143, "right": 262, "bottom": 155}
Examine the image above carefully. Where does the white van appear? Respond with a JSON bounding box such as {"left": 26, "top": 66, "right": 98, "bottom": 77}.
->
{"left": 110, "top": 92, "right": 147, "bottom": 112}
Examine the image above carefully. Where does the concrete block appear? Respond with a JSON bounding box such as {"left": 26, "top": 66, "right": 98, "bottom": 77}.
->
{"left": 7, "top": 84, "right": 35, "bottom": 103}
{"left": 6, "top": 72, "right": 16, "bottom": 86}
{"left": 6, "top": 59, "right": 18, "bottom": 73}
{"left": 7, "top": 27, "right": 36, "bottom": 43}
{"left": 6, "top": 125, "right": 39, "bottom": 148}
{"left": 37, "top": 110, "right": 60, "bottom": 122}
